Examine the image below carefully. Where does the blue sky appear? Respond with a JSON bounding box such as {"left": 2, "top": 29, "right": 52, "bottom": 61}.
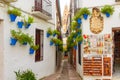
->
{"left": 60, "top": 0, "right": 70, "bottom": 16}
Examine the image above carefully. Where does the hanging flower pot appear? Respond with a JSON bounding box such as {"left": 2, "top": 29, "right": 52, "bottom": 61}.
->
{"left": 77, "top": 18, "right": 82, "bottom": 24}
{"left": 17, "top": 21, "right": 24, "bottom": 28}
{"left": 10, "top": 37, "right": 17, "bottom": 45}
{"left": 50, "top": 41, "right": 54, "bottom": 46}
{"left": 53, "top": 33, "right": 56, "bottom": 37}
{"left": 105, "top": 12, "right": 110, "bottom": 17}
{"left": 46, "top": 33, "right": 51, "bottom": 38}
{"left": 23, "top": 42, "right": 27, "bottom": 45}
{"left": 74, "top": 45, "right": 77, "bottom": 50}
{"left": 25, "top": 24, "right": 31, "bottom": 29}
{"left": 83, "top": 14, "right": 88, "bottom": 20}
{"left": 29, "top": 48, "right": 35, "bottom": 54}
{"left": 9, "top": 14, "right": 17, "bottom": 22}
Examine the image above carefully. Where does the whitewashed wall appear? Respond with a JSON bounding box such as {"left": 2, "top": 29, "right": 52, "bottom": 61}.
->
{"left": 0, "top": 0, "right": 56, "bottom": 80}
{"left": 76, "top": 1, "right": 120, "bottom": 79}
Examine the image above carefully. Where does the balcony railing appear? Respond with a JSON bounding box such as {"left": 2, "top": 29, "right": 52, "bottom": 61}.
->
{"left": 31, "top": 0, "right": 52, "bottom": 20}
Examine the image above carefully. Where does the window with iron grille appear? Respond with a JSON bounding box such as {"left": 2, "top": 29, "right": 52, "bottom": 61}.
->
{"left": 35, "top": 29, "right": 44, "bottom": 62}
{"left": 78, "top": 44, "right": 81, "bottom": 65}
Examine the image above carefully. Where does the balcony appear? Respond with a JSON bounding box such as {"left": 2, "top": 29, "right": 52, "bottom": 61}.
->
{"left": 3, "top": 0, "right": 17, "bottom": 3}
{"left": 31, "top": 0, "right": 52, "bottom": 20}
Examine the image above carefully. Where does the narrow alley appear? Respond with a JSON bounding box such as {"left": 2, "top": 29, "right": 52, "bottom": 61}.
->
{"left": 43, "top": 59, "right": 82, "bottom": 80}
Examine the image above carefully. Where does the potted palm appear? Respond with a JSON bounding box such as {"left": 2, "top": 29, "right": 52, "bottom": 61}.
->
{"left": 101, "top": 5, "right": 114, "bottom": 17}
{"left": 79, "top": 7, "right": 91, "bottom": 20}
{"left": 29, "top": 44, "right": 39, "bottom": 54}
{"left": 7, "top": 8, "right": 21, "bottom": 22}
{"left": 24, "top": 16, "right": 34, "bottom": 29}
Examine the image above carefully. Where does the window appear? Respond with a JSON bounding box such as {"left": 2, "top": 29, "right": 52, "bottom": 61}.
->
{"left": 115, "top": 0, "right": 120, "bottom": 2}
{"left": 35, "top": 29, "right": 44, "bottom": 62}
{"left": 78, "top": 44, "right": 81, "bottom": 65}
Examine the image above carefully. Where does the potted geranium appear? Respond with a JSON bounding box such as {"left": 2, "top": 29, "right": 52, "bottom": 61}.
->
{"left": 7, "top": 8, "right": 21, "bottom": 22}
{"left": 79, "top": 7, "right": 91, "bottom": 20}
{"left": 29, "top": 44, "right": 39, "bottom": 54}
{"left": 24, "top": 16, "right": 34, "bottom": 29}
{"left": 101, "top": 5, "right": 114, "bottom": 17}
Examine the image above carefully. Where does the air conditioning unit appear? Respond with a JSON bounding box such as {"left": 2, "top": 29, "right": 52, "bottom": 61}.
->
{"left": 3, "top": 0, "right": 17, "bottom": 3}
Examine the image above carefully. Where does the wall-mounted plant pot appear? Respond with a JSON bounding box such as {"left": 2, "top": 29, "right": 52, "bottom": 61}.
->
{"left": 83, "top": 14, "right": 88, "bottom": 20}
{"left": 53, "top": 33, "right": 56, "bottom": 37}
{"left": 77, "top": 24, "right": 81, "bottom": 28}
{"left": 9, "top": 14, "right": 17, "bottom": 22}
{"left": 50, "top": 41, "right": 54, "bottom": 46}
{"left": 77, "top": 18, "right": 82, "bottom": 24}
{"left": 105, "top": 12, "right": 110, "bottom": 17}
{"left": 23, "top": 42, "right": 27, "bottom": 45}
{"left": 29, "top": 48, "right": 34, "bottom": 54}
{"left": 17, "top": 21, "right": 24, "bottom": 28}
{"left": 78, "top": 42, "right": 82, "bottom": 44}
{"left": 10, "top": 37, "right": 17, "bottom": 45}
{"left": 46, "top": 33, "right": 50, "bottom": 38}
{"left": 25, "top": 24, "right": 31, "bottom": 29}
{"left": 74, "top": 45, "right": 77, "bottom": 50}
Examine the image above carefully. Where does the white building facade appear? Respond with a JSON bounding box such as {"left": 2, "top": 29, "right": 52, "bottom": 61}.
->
{"left": 0, "top": 0, "right": 56, "bottom": 80}
{"left": 71, "top": 0, "right": 120, "bottom": 80}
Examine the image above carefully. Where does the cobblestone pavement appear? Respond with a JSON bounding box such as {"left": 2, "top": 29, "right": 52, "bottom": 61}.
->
{"left": 43, "top": 60, "right": 82, "bottom": 80}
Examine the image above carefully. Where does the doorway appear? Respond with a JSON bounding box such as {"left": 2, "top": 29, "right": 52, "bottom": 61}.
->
{"left": 112, "top": 28, "right": 120, "bottom": 79}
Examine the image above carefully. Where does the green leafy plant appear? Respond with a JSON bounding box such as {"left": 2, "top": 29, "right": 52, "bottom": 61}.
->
{"left": 14, "top": 70, "right": 36, "bottom": 80}
{"left": 11, "top": 30, "right": 21, "bottom": 39}
{"left": 79, "top": 7, "right": 91, "bottom": 16}
{"left": 24, "top": 16, "right": 34, "bottom": 26}
{"left": 53, "top": 30, "right": 60, "bottom": 35}
{"left": 101, "top": 5, "right": 114, "bottom": 15}
{"left": 7, "top": 8, "right": 21, "bottom": 16}
{"left": 30, "top": 44, "right": 39, "bottom": 50}
{"left": 47, "top": 28, "right": 53, "bottom": 35}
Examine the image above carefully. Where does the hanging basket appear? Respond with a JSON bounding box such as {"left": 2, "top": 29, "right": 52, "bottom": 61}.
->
{"left": 29, "top": 48, "right": 35, "bottom": 54}
{"left": 105, "top": 12, "right": 110, "bottom": 17}
{"left": 10, "top": 37, "right": 17, "bottom": 45}
{"left": 9, "top": 14, "right": 17, "bottom": 22}
{"left": 17, "top": 21, "right": 24, "bottom": 28}
{"left": 25, "top": 24, "right": 31, "bottom": 29}
{"left": 83, "top": 14, "right": 88, "bottom": 20}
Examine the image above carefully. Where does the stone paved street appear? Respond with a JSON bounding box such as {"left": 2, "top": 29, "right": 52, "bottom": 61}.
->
{"left": 43, "top": 60, "right": 82, "bottom": 80}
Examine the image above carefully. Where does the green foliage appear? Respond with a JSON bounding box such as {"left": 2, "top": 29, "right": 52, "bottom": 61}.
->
{"left": 11, "top": 30, "right": 21, "bottom": 39}
{"left": 24, "top": 16, "right": 34, "bottom": 26}
{"left": 7, "top": 8, "right": 21, "bottom": 16}
{"left": 76, "top": 36, "right": 83, "bottom": 42}
{"left": 53, "top": 30, "right": 60, "bottom": 35}
{"left": 14, "top": 70, "right": 36, "bottom": 80}
{"left": 101, "top": 5, "right": 114, "bottom": 15}
{"left": 79, "top": 7, "right": 91, "bottom": 15}
{"left": 47, "top": 28, "right": 53, "bottom": 35}
{"left": 30, "top": 44, "right": 39, "bottom": 50}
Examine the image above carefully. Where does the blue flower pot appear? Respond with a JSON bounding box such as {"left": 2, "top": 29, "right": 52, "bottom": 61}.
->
{"left": 29, "top": 48, "right": 35, "bottom": 54}
{"left": 83, "top": 14, "right": 88, "bottom": 20}
{"left": 46, "top": 33, "right": 50, "bottom": 38}
{"left": 17, "top": 21, "right": 24, "bottom": 28}
{"left": 10, "top": 37, "right": 17, "bottom": 45}
{"left": 77, "top": 18, "right": 82, "bottom": 24}
{"left": 78, "top": 42, "right": 82, "bottom": 44}
{"left": 25, "top": 24, "right": 31, "bottom": 29}
{"left": 53, "top": 33, "right": 56, "bottom": 37}
{"left": 9, "top": 14, "right": 17, "bottom": 22}
{"left": 105, "top": 12, "right": 110, "bottom": 17}
{"left": 74, "top": 45, "right": 77, "bottom": 50}
{"left": 23, "top": 42, "right": 27, "bottom": 45}
{"left": 50, "top": 41, "right": 54, "bottom": 46}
